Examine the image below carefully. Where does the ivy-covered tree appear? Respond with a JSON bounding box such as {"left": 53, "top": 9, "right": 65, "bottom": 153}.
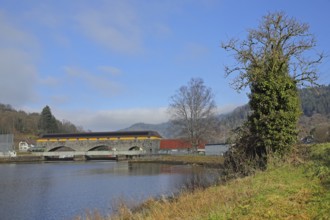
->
{"left": 247, "top": 57, "right": 300, "bottom": 158}
{"left": 222, "top": 12, "right": 323, "bottom": 173}
{"left": 38, "top": 105, "right": 59, "bottom": 134}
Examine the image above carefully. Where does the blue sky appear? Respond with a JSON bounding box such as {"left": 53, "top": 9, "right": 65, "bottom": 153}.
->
{"left": 1, "top": 0, "right": 329, "bottom": 131}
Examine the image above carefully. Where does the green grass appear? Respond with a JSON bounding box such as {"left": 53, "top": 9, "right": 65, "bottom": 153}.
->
{"left": 78, "top": 143, "right": 330, "bottom": 220}
{"left": 209, "top": 143, "right": 330, "bottom": 220}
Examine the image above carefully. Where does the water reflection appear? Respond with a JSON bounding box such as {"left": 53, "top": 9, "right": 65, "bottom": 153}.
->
{"left": 128, "top": 163, "right": 193, "bottom": 176}
{"left": 0, "top": 161, "right": 217, "bottom": 220}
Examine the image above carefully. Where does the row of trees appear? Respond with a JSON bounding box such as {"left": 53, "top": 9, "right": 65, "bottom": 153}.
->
{"left": 168, "top": 12, "right": 324, "bottom": 175}
{"left": 0, "top": 104, "right": 83, "bottom": 136}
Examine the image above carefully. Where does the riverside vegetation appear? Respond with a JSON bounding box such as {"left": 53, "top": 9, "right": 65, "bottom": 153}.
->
{"left": 131, "top": 155, "right": 225, "bottom": 168}
{"left": 77, "top": 143, "right": 330, "bottom": 220}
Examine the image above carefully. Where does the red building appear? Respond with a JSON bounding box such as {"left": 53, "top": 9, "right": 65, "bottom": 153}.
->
{"left": 159, "top": 139, "right": 205, "bottom": 154}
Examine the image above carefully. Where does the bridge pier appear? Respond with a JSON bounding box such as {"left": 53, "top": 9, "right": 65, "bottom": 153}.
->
{"left": 73, "top": 155, "right": 86, "bottom": 161}
{"left": 33, "top": 151, "right": 149, "bottom": 161}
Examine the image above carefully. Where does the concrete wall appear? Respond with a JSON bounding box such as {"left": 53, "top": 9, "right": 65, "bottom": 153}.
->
{"left": 205, "top": 144, "right": 229, "bottom": 156}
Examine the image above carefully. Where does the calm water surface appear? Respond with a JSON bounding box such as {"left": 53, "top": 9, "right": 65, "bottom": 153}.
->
{"left": 0, "top": 161, "right": 214, "bottom": 220}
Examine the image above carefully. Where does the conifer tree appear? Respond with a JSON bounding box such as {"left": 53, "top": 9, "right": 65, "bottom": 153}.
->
{"left": 38, "top": 105, "right": 59, "bottom": 134}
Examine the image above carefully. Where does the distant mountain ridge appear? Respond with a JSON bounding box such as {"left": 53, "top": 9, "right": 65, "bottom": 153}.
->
{"left": 1, "top": 85, "right": 329, "bottom": 142}
{"left": 121, "top": 105, "right": 250, "bottom": 139}
{"left": 120, "top": 122, "right": 173, "bottom": 138}
{"left": 122, "top": 84, "right": 330, "bottom": 140}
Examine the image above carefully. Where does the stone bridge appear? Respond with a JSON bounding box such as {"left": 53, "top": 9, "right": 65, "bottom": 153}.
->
{"left": 36, "top": 131, "right": 162, "bottom": 154}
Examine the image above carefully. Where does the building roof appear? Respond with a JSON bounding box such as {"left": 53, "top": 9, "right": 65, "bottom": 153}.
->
{"left": 40, "top": 130, "right": 162, "bottom": 139}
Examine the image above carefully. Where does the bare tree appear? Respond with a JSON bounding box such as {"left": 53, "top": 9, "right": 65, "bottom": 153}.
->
{"left": 168, "top": 78, "right": 217, "bottom": 152}
{"left": 222, "top": 12, "right": 323, "bottom": 91}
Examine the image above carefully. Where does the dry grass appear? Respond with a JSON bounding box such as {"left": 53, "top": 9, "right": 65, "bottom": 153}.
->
{"left": 78, "top": 144, "right": 330, "bottom": 220}
{"left": 162, "top": 155, "right": 224, "bottom": 164}
{"left": 109, "top": 166, "right": 325, "bottom": 220}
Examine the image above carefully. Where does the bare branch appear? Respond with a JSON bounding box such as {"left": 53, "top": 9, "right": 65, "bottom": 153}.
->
{"left": 221, "top": 12, "right": 323, "bottom": 91}
{"left": 168, "top": 78, "right": 217, "bottom": 151}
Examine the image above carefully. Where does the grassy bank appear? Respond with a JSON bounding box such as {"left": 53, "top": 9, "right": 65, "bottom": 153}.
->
{"left": 131, "top": 155, "right": 224, "bottom": 168}
{"left": 79, "top": 143, "right": 330, "bottom": 220}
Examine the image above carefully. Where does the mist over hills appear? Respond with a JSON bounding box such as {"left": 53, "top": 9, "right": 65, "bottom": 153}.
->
{"left": 1, "top": 85, "right": 329, "bottom": 143}
{"left": 120, "top": 122, "right": 174, "bottom": 138}
{"left": 120, "top": 105, "right": 249, "bottom": 140}
{"left": 122, "top": 85, "right": 330, "bottom": 142}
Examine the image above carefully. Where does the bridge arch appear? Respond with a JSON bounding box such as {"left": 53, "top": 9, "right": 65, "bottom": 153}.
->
{"left": 129, "top": 146, "right": 143, "bottom": 151}
{"left": 88, "top": 145, "right": 114, "bottom": 151}
{"left": 49, "top": 146, "right": 75, "bottom": 152}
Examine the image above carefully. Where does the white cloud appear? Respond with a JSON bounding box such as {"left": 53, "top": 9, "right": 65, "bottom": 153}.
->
{"left": 64, "top": 66, "right": 122, "bottom": 97}
{"left": 38, "top": 76, "right": 59, "bottom": 86}
{"left": 75, "top": 2, "right": 143, "bottom": 54}
{"left": 55, "top": 107, "right": 170, "bottom": 131}
{"left": 64, "top": 66, "right": 87, "bottom": 77}
{"left": 216, "top": 104, "right": 241, "bottom": 115}
{"left": 0, "top": 49, "right": 39, "bottom": 106}
{"left": 176, "top": 42, "right": 209, "bottom": 62}
{"left": 98, "top": 65, "right": 122, "bottom": 76}
{"left": 152, "top": 23, "right": 172, "bottom": 38}
{"left": 23, "top": 3, "right": 63, "bottom": 29}
{"left": 0, "top": 12, "right": 40, "bottom": 107}
{"left": 0, "top": 12, "right": 39, "bottom": 52}
{"left": 54, "top": 105, "right": 240, "bottom": 132}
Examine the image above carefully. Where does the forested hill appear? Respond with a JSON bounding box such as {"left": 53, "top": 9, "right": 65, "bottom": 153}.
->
{"left": 300, "top": 85, "right": 330, "bottom": 116}
{"left": 0, "top": 104, "right": 83, "bottom": 138}
{"left": 218, "top": 84, "right": 330, "bottom": 129}
{"left": 218, "top": 85, "right": 330, "bottom": 143}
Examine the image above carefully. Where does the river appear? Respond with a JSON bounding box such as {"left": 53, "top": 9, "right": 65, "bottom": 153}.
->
{"left": 0, "top": 161, "right": 217, "bottom": 220}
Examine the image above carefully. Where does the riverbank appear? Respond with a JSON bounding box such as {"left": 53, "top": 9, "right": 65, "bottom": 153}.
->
{"left": 79, "top": 143, "right": 330, "bottom": 219}
{"left": 0, "top": 154, "right": 43, "bottom": 163}
{"left": 0, "top": 152, "right": 129, "bottom": 163}
{"left": 0, "top": 153, "right": 225, "bottom": 165}
{"left": 131, "top": 155, "right": 224, "bottom": 168}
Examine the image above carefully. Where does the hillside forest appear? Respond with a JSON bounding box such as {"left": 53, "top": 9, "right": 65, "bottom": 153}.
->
{"left": 1, "top": 85, "right": 330, "bottom": 147}
{"left": 0, "top": 105, "right": 83, "bottom": 147}
{"left": 217, "top": 85, "right": 330, "bottom": 143}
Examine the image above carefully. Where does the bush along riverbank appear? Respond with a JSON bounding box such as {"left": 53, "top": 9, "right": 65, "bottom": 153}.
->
{"left": 78, "top": 143, "right": 330, "bottom": 220}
